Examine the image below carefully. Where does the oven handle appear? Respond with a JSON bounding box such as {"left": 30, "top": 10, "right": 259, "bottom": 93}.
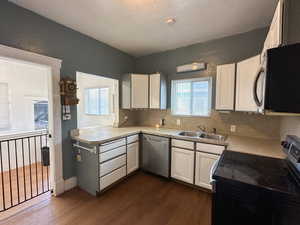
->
{"left": 209, "top": 158, "right": 220, "bottom": 185}
{"left": 253, "top": 66, "right": 264, "bottom": 107}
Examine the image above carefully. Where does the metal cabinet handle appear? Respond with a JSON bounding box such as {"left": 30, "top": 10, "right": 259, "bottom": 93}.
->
{"left": 253, "top": 66, "right": 264, "bottom": 107}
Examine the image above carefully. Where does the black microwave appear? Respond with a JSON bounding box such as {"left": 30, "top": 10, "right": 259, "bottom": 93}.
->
{"left": 254, "top": 43, "right": 300, "bottom": 114}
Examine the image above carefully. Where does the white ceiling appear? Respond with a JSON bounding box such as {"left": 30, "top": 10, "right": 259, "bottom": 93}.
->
{"left": 10, "top": 0, "right": 278, "bottom": 57}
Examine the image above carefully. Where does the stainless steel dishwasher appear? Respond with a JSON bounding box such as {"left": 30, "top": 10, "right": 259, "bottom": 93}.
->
{"left": 142, "top": 134, "right": 170, "bottom": 178}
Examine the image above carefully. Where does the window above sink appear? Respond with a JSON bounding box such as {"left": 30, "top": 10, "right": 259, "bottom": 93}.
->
{"left": 171, "top": 77, "right": 212, "bottom": 117}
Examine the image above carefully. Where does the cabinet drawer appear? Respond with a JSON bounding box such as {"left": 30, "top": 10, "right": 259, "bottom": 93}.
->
{"left": 99, "top": 145, "right": 126, "bottom": 163}
{"left": 127, "top": 134, "right": 139, "bottom": 144}
{"left": 196, "top": 142, "right": 225, "bottom": 155}
{"left": 100, "top": 155, "right": 126, "bottom": 176}
{"left": 100, "top": 166, "right": 126, "bottom": 190}
{"left": 100, "top": 138, "right": 126, "bottom": 153}
{"left": 172, "top": 139, "right": 194, "bottom": 150}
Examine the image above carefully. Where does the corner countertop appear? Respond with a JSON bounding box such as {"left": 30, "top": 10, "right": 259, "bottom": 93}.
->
{"left": 71, "top": 126, "right": 285, "bottom": 159}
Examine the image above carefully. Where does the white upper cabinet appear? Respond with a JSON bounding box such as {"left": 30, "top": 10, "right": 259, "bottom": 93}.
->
{"left": 235, "top": 55, "right": 261, "bottom": 112}
{"left": 149, "top": 73, "right": 160, "bottom": 109}
{"left": 122, "top": 74, "right": 149, "bottom": 109}
{"left": 261, "top": 0, "right": 283, "bottom": 61}
{"left": 131, "top": 74, "right": 149, "bottom": 109}
{"left": 149, "top": 73, "right": 167, "bottom": 109}
{"left": 215, "top": 63, "right": 236, "bottom": 111}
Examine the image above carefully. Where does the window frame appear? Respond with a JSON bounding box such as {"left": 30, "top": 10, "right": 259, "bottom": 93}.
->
{"left": 171, "top": 77, "right": 212, "bottom": 117}
{"left": 84, "top": 87, "right": 110, "bottom": 116}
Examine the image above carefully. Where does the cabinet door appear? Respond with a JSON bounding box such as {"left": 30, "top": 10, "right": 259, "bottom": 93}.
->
{"left": 215, "top": 64, "right": 236, "bottom": 111}
{"left": 131, "top": 74, "right": 149, "bottom": 108}
{"left": 149, "top": 73, "right": 161, "bottom": 109}
{"left": 261, "top": 0, "right": 283, "bottom": 61}
{"left": 127, "top": 142, "right": 139, "bottom": 174}
{"left": 195, "top": 152, "right": 219, "bottom": 190}
{"left": 171, "top": 148, "right": 194, "bottom": 184}
{"left": 235, "top": 55, "right": 260, "bottom": 112}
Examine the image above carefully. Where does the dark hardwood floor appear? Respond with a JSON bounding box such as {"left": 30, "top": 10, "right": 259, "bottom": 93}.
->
{"left": 0, "top": 172, "right": 212, "bottom": 225}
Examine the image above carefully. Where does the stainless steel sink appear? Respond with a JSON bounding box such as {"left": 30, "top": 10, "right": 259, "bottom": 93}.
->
{"left": 178, "top": 131, "right": 226, "bottom": 141}
{"left": 199, "top": 133, "right": 226, "bottom": 141}
{"left": 178, "top": 131, "right": 201, "bottom": 137}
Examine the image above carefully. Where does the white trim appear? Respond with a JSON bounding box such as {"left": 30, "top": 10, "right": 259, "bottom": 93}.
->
{"left": 64, "top": 176, "right": 77, "bottom": 191}
{"left": 0, "top": 44, "right": 64, "bottom": 196}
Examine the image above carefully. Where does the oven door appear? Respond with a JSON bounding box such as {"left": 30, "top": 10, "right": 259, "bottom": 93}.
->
{"left": 209, "top": 158, "right": 220, "bottom": 193}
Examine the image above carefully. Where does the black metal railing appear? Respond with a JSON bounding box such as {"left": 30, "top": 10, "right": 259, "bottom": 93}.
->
{"left": 0, "top": 131, "right": 50, "bottom": 212}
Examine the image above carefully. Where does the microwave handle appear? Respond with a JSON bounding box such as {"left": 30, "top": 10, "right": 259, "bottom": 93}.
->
{"left": 253, "top": 66, "right": 264, "bottom": 107}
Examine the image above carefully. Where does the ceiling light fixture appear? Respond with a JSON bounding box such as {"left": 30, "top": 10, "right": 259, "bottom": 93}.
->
{"left": 165, "top": 18, "right": 176, "bottom": 25}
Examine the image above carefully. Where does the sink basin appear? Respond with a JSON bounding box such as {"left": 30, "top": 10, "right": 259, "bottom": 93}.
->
{"left": 199, "top": 133, "right": 226, "bottom": 141}
{"left": 178, "top": 131, "right": 226, "bottom": 141}
{"left": 178, "top": 131, "right": 201, "bottom": 137}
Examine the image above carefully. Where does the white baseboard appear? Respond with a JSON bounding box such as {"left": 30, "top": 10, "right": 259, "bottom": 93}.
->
{"left": 64, "top": 176, "right": 77, "bottom": 192}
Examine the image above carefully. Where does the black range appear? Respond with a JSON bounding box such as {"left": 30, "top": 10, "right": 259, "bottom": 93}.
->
{"left": 213, "top": 151, "right": 300, "bottom": 196}
{"left": 211, "top": 136, "right": 300, "bottom": 225}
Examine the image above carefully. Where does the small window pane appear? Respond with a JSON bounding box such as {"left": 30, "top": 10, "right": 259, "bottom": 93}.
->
{"left": 175, "top": 81, "right": 191, "bottom": 115}
{"left": 99, "top": 88, "right": 109, "bottom": 115}
{"left": 171, "top": 78, "right": 211, "bottom": 116}
{"left": 192, "top": 81, "right": 209, "bottom": 116}
{"left": 85, "top": 88, "right": 110, "bottom": 115}
{"left": 34, "top": 101, "right": 48, "bottom": 130}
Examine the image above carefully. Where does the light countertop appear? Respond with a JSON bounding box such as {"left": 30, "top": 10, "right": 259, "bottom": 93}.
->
{"left": 71, "top": 126, "right": 285, "bottom": 159}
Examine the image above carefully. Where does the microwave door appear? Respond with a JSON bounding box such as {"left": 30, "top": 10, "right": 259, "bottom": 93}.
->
{"left": 253, "top": 66, "right": 265, "bottom": 113}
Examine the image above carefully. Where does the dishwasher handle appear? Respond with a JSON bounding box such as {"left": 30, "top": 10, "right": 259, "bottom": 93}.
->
{"left": 143, "top": 135, "right": 168, "bottom": 143}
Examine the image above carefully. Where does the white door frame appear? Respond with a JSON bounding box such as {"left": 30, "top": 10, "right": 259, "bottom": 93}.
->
{"left": 0, "top": 44, "right": 64, "bottom": 196}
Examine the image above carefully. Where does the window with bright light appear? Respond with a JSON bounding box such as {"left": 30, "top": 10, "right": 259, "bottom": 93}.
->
{"left": 171, "top": 78, "right": 212, "bottom": 116}
{"left": 85, "top": 88, "right": 110, "bottom": 115}
{"left": 0, "top": 83, "right": 9, "bottom": 130}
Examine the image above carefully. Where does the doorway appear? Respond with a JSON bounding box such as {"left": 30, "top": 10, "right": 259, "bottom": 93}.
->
{"left": 0, "top": 56, "right": 53, "bottom": 212}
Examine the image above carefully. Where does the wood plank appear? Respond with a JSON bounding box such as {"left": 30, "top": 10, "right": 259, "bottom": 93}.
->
{"left": 1, "top": 172, "right": 212, "bottom": 225}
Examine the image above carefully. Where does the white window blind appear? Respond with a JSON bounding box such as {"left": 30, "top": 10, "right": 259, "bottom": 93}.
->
{"left": 85, "top": 87, "right": 110, "bottom": 115}
{"left": 0, "top": 83, "right": 9, "bottom": 129}
{"left": 171, "top": 78, "right": 212, "bottom": 116}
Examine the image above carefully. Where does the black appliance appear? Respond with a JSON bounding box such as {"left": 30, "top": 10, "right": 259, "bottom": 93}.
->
{"left": 281, "top": 135, "right": 300, "bottom": 185}
{"left": 212, "top": 136, "right": 300, "bottom": 225}
{"left": 253, "top": 43, "right": 300, "bottom": 114}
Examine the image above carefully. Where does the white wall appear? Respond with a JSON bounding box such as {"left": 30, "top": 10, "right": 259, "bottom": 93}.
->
{"left": 76, "top": 72, "right": 119, "bottom": 128}
{"left": 0, "top": 58, "right": 48, "bottom": 132}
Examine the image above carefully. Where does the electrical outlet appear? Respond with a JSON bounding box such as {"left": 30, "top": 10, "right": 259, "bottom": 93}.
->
{"left": 176, "top": 119, "right": 181, "bottom": 126}
{"left": 230, "top": 125, "right": 236, "bottom": 132}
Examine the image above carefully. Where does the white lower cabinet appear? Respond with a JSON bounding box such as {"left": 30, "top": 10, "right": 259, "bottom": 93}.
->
{"left": 195, "top": 152, "right": 219, "bottom": 190}
{"left": 171, "top": 147, "right": 194, "bottom": 184}
{"left": 127, "top": 142, "right": 139, "bottom": 174}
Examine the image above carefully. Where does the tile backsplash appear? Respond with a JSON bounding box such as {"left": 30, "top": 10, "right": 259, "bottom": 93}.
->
{"left": 121, "top": 109, "right": 282, "bottom": 140}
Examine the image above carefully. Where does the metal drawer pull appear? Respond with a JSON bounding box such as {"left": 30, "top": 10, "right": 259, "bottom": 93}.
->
{"left": 73, "top": 143, "right": 97, "bottom": 154}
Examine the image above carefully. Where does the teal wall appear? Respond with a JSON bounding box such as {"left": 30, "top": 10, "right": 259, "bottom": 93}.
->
{"left": 135, "top": 28, "right": 268, "bottom": 108}
{"left": 0, "top": 0, "right": 135, "bottom": 179}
